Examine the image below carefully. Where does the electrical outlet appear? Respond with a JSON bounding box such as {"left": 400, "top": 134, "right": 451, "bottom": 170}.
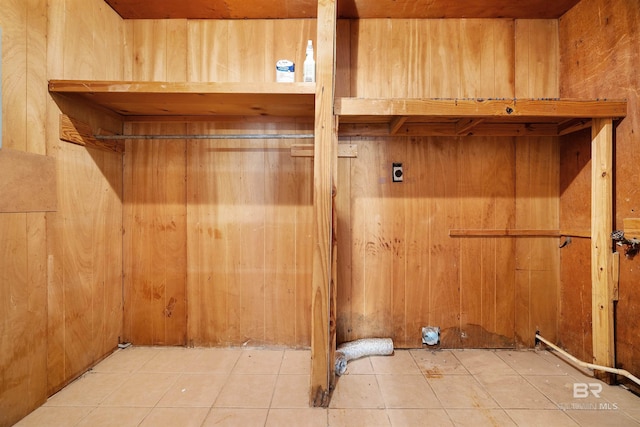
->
{"left": 392, "top": 162, "right": 403, "bottom": 182}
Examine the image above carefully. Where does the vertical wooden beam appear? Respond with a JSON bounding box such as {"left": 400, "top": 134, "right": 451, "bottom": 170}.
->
{"left": 591, "top": 118, "right": 615, "bottom": 383}
{"left": 310, "top": 0, "right": 337, "bottom": 407}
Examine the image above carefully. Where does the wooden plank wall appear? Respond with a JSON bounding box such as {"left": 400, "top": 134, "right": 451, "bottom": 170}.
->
{"left": 122, "top": 20, "right": 316, "bottom": 347}
{"left": 122, "top": 20, "right": 189, "bottom": 345}
{"left": 45, "top": 0, "right": 125, "bottom": 399}
{"left": 0, "top": 0, "right": 123, "bottom": 425}
{"left": 513, "top": 20, "right": 560, "bottom": 346}
{"left": 0, "top": 1, "right": 50, "bottom": 425}
{"left": 559, "top": 0, "right": 640, "bottom": 383}
{"left": 336, "top": 19, "right": 560, "bottom": 348}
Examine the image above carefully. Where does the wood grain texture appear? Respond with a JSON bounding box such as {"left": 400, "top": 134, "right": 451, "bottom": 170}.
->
{"left": 458, "top": 137, "right": 516, "bottom": 348}
{"left": 49, "top": 81, "right": 316, "bottom": 117}
{"left": 0, "top": 149, "right": 56, "bottom": 213}
{"left": 0, "top": 0, "right": 65, "bottom": 424}
{"left": 47, "top": 141, "right": 124, "bottom": 386}
{"left": 59, "top": 114, "right": 124, "bottom": 152}
{"left": 45, "top": 0, "right": 126, "bottom": 402}
{"left": 337, "top": 18, "right": 559, "bottom": 349}
{"left": 559, "top": 0, "right": 640, "bottom": 388}
{"left": 122, "top": 17, "right": 189, "bottom": 346}
{"left": 123, "top": 124, "right": 187, "bottom": 345}
{"left": 622, "top": 218, "right": 640, "bottom": 239}
{"left": 119, "top": 19, "right": 321, "bottom": 349}
{"left": 591, "top": 118, "right": 615, "bottom": 379}
{"left": 558, "top": 129, "right": 592, "bottom": 361}
{"left": 514, "top": 137, "right": 560, "bottom": 346}
{"left": 186, "top": 122, "right": 306, "bottom": 347}
{"left": 0, "top": 213, "right": 46, "bottom": 426}
{"left": 513, "top": 19, "right": 560, "bottom": 347}
{"left": 336, "top": 98, "right": 626, "bottom": 119}
{"left": 310, "top": 0, "right": 337, "bottom": 406}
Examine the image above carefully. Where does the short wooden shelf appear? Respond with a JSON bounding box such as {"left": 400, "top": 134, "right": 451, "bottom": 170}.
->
{"left": 49, "top": 80, "right": 316, "bottom": 119}
{"left": 335, "top": 97, "right": 627, "bottom": 137}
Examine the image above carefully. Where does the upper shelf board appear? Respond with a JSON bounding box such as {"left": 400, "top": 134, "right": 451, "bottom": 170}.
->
{"left": 336, "top": 98, "right": 627, "bottom": 137}
{"left": 48, "top": 80, "right": 316, "bottom": 118}
{"left": 49, "top": 80, "right": 627, "bottom": 137}
{"left": 104, "top": 0, "right": 581, "bottom": 20}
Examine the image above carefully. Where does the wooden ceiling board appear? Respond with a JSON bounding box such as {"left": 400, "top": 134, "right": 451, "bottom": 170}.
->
{"left": 104, "top": 0, "right": 318, "bottom": 19}
{"left": 104, "top": 0, "right": 581, "bottom": 19}
{"left": 338, "top": 0, "right": 581, "bottom": 19}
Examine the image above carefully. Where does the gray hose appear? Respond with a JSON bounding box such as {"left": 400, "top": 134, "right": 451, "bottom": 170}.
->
{"left": 335, "top": 338, "right": 394, "bottom": 376}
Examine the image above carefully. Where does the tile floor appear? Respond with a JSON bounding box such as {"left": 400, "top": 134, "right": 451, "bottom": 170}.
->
{"left": 15, "top": 346, "right": 640, "bottom": 426}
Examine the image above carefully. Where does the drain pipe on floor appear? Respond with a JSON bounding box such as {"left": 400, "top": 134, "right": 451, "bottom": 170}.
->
{"left": 335, "top": 338, "right": 394, "bottom": 376}
{"left": 535, "top": 332, "right": 640, "bottom": 388}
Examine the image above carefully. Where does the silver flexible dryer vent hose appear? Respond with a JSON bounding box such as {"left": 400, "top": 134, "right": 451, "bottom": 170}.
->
{"left": 335, "top": 338, "right": 394, "bottom": 376}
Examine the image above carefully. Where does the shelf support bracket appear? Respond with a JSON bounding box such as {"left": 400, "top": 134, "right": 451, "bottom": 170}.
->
{"left": 59, "top": 114, "right": 123, "bottom": 153}
{"left": 456, "top": 117, "right": 484, "bottom": 135}
{"left": 389, "top": 116, "right": 408, "bottom": 135}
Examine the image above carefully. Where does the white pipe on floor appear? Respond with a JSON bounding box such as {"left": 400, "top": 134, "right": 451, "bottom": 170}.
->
{"left": 335, "top": 338, "right": 394, "bottom": 376}
{"left": 535, "top": 333, "right": 640, "bottom": 388}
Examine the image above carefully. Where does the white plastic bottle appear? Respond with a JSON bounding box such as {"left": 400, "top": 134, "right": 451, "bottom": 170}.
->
{"left": 303, "top": 40, "right": 315, "bottom": 83}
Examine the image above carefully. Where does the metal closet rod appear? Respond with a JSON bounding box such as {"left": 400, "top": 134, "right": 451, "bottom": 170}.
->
{"left": 95, "top": 133, "right": 315, "bottom": 140}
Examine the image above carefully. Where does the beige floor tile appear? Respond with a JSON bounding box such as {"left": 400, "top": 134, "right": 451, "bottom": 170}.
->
{"left": 75, "top": 407, "right": 151, "bottom": 427}
{"left": 14, "top": 406, "right": 93, "bottom": 427}
{"left": 157, "top": 373, "right": 227, "bottom": 407}
{"left": 377, "top": 374, "right": 441, "bottom": 408}
{"left": 184, "top": 348, "right": 242, "bottom": 373}
{"left": 214, "top": 373, "right": 277, "bottom": 408}
{"left": 138, "top": 407, "right": 210, "bottom": 427}
{"left": 328, "top": 408, "right": 391, "bottom": 427}
{"left": 100, "top": 372, "right": 180, "bottom": 407}
{"left": 280, "top": 349, "right": 311, "bottom": 375}
{"left": 233, "top": 349, "right": 284, "bottom": 374}
{"left": 341, "top": 356, "right": 374, "bottom": 375}
{"left": 625, "top": 408, "right": 640, "bottom": 423}
{"left": 45, "top": 372, "right": 127, "bottom": 406}
{"left": 370, "top": 350, "right": 421, "bottom": 374}
{"left": 525, "top": 375, "right": 601, "bottom": 407}
{"left": 446, "top": 408, "right": 516, "bottom": 426}
{"left": 428, "top": 375, "right": 498, "bottom": 409}
{"left": 92, "top": 346, "right": 160, "bottom": 373}
{"left": 329, "top": 375, "right": 385, "bottom": 409}
{"left": 564, "top": 408, "right": 639, "bottom": 426}
{"left": 535, "top": 350, "right": 594, "bottom": 379}
{"left": 202, "top": 408, "right": 268, "bottom": 426}
{"left": 410, "top": 349, "right": 470, "bottom": 376}
{"left": 271, "top": 374, "right": 311, "bottom": 408}
{"left": 496, "top": 350, "right": 573, "bottom": 376}
{"left": 266, "top": 408, "right": 328, "bottom": 427}
{"left": 505, "top": 409, "right": 580, "bottom": 426}
{"left": 476, "top": 374, "right": 557, "bottom": 409}
{"left": 453, "top": 349, "right": 517, "bottom": 376}
{"left": 139, "top": 347, "right": 201, "bottom": 372}
{"left": 597, "top": 383, "right": 640, "bottom": 411}
{"left": 387, "top": 409, "right": 454, "bottom": 427}
{"left": 21, "top": 347, "right": 630, "bottom": 427}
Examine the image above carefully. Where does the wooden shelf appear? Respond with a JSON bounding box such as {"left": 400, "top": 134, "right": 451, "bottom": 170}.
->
{"left": 336, "top": 98, "right": 627, "bottom": 137}
{"left": 49, "top": 80, "right": 316, "bottom": 119}
{"left": 49, "top": 82, "right": 627, "bottom": 135}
